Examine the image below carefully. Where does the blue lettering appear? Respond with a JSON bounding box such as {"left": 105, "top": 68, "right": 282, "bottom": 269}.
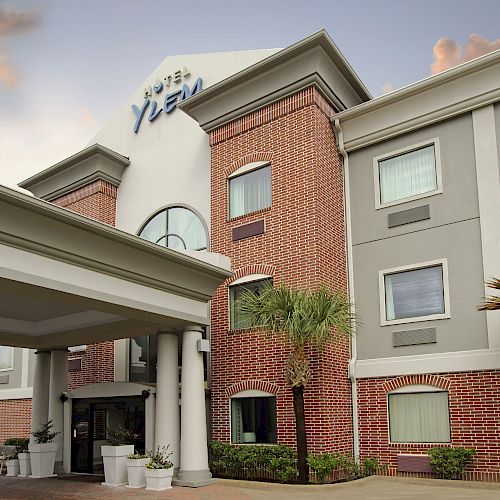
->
{"left": 131, "top": 99, "right": 150, "bottom": 134}
{"left": 148, "top": 100, "right": 163, "bottom": 121}
{"left": 164, "top": 89, "right": 181, "bottom": 114}
{"left": 179, "top": 77, "right": 203, "bottom": 101}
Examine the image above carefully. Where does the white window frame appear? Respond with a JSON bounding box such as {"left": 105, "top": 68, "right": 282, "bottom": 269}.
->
{"left": 0, "top": 346, "right": 14, "bottom": 371}
{"left": 373, "top": 138, "right": 443, "bottom": 209}
{"left": 379, "top": 258, "right": 450, "bottom": 326}
{"left": 229, "top": 389, "right": 277, "bottom": 445}
{"left": 227, "top": 161, "right": 271, "bottom": 220}
{"left": 228, "top": 274, "right": 272, "bottom": 330}
{"left": 387, "top": 385, "right": 450, "bottom": 444}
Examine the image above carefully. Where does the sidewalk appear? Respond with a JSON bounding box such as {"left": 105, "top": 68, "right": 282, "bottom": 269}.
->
{"left": 0, "top": 474, "right": 499, "bottom": 499}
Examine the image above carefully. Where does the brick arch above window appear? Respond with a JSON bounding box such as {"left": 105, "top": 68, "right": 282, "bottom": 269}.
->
{"left": 226, "top": 264, "right": 276, "bottom": 286}
{"left": 224, "top": 152, "right": 273, "bottom": 178}
{"left": 382, "top": 374, "right": 451, "bottom": 393}
{"left": 225, "top": 380, "right": 281, "bottom": 398}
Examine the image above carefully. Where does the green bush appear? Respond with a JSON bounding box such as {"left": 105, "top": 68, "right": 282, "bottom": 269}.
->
{"left": 428, "top": 447, "right": 476, "bottom": 480}
{"left": 4, "top": 437, "right": 29, "bottom": 453}
{"left": 360, "top": 456, "right": 388, "bottom": 477}
{"left": 307, "top": 453, "right": 356, "bottom": 481}
{"left": 209, "top": 441, "right": 297, "bottom": 483}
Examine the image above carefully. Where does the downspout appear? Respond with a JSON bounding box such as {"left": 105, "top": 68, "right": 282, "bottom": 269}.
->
{"left": 332, "top": 117, "right": 360, "bottom": 464}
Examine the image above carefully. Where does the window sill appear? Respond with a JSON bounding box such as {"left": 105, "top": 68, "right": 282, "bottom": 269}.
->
{"left": 375, "top": 189, "right": 442, "bottom": 210}
{"left": 230, "top": 442, "right": 278, "bottom": 446}
{"left": 389, "top": 442, "right": 451, "bottom": 447}
{"left": 381, "top": 313, "right": 450, "bottom": 327}
{"left": 228, "top": 206, "right": 271, "bottom": 223}
{"left": 228, "top": 326, "right": 265, "bottom": 335}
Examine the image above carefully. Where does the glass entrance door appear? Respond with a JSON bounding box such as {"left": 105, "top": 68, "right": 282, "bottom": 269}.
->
{"left": 71, "top": 396, "right": 145, "bottom": 474}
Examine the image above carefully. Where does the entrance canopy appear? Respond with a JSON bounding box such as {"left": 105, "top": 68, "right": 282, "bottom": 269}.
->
{"left": 0, "top": 185, "right": 231, "bottom": 349}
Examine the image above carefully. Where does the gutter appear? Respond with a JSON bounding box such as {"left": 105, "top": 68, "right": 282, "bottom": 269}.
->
{"left": 332, "top": 116, "right": 360, "bottom": 463}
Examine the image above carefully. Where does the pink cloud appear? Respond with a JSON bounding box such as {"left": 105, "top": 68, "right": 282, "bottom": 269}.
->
{"left": 0, "top": 6, "right": 39, "bottom": 36}
{"left": 0, "top": 50, "right": 17, "bottom": 88}
{"left": 432, "top": 34, "right": 500, "bottom": 74}
{"left": 381, "top": 81, "right": 395, "bottom": 94}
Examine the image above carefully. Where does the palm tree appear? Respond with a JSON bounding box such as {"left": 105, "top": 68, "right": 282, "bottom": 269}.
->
{"left": 240, "top": 283, "right": 353, "bottom": 484}
{"left": 478, "top": 278, "right": 500, "bottom": 311}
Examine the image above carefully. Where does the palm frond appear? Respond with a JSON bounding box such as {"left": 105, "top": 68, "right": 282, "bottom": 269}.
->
{"left": 478, "top": 278, "right": 500, "bottom": 311}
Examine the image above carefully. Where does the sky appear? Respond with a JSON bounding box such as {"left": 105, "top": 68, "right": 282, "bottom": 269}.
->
{"left": 1, "top": 0, "right": 500, "bottom": 189}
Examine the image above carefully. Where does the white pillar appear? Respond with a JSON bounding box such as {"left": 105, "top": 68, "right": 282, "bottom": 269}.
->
{"left": 30, "top": 350, "right": 51, "bottom": 442}
{"left": 48, "top": 349, "right": 68, "bottom": 474}
{"left": 175, "top": 325, "right": 214, "bottom": 487}
{"left": 155, "top": 332, "right": 180, "bottom": 469}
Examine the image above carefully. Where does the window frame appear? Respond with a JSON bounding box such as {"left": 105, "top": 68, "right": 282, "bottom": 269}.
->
{"left": 373, "top": 138, "right": 443, "bottom": 210}
{"left": 228, "top": 274, "right": 272, "bottom": 331}
{"left": 0, "top": 346, "right": 14, "bottom": 372}
{"left": 379, "top": 258, "right": 450, "bottom": 326}
{"left": 229, "top": 389, "right": 278, "bottom": 445}
{"left": 387, "top": 385, "right": 451, "bottom": 444}
{"left": 227, "top": 162, "right": 272, "bottom": 220}
{"left": 137, "top": 204, "right": 209, "bottom": 251}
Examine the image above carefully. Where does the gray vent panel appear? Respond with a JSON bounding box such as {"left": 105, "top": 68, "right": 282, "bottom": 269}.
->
{"left": 0, "top": 374, "right": 9, "bottom": 384}
{"left": 393, "top": 328, "right": 437, "bottom": 347}
{"left": 388, "top": 204, "right": 430, "bottom": 228}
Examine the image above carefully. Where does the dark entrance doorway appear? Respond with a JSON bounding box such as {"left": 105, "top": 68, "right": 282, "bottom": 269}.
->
{"left": 71, "top": 396, "right": 145, "bottom": 474}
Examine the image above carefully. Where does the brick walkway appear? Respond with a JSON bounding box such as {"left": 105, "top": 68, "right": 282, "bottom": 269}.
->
{"left": 1, "top": 475, "right": 500, "bottom": 499}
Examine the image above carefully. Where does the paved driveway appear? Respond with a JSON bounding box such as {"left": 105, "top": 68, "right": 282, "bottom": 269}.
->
{"left": 0, "top": 475, "right": 499, "bottom": 499}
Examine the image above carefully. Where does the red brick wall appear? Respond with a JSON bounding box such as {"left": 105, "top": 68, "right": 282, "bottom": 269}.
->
{"left": 357, "top": 370, "right": 500, "bottom": 481}
{"left": 68, "top": 342, "right": 115, "bottom": 391}
{"left": 209, "top": 87, "right": 352, "bottom": 454}
{"left": 51, "top": 179, "right": 117, "bottom": 226}
{"left": 0, "top": 399, "right": 31, "bottom": 442}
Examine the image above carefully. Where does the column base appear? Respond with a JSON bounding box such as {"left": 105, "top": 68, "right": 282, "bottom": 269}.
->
{"left": 172, "top": 469, "right": 215, "bottom": 488}
{"left": 54, "top": 461, "right": 64, "bottom": 475}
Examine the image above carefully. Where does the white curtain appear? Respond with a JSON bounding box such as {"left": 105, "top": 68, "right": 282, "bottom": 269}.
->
{"left": 229, "top": 166, "right": 271, "bottom": 218}
{"left": 389, "top": 392, "right": 450, "bottom": 442}
{"left": 167, "top": 207, "right": 207, "bottom": 250}
{"left": 385, "top": 265, "right": 444, "bottom": 321}
{"left": 0, "top": 346, "right": 12, "bottom": 370}
{"left": 379, "top": 145, "right": 437, "bottom": 204}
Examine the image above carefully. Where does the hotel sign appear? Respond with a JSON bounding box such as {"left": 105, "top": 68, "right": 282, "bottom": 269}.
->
{"left": 131, "top": 67, "right": 202, "bottom": 133}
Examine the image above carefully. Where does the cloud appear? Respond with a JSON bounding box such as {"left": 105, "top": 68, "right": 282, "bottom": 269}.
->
{"left": 381, "top": 81, "right": 395, "bottom": 94}
{"left": 78, "top": 108, "right": 99, "bottom": 129}
{"left": 0, "top": 6, "right": 39, "bottom": 36}
{"left": 0, "top": 49, "right": 17, "bottom": 88}
{"left": 431, "top": 34, "right": 500, "bottom": 74}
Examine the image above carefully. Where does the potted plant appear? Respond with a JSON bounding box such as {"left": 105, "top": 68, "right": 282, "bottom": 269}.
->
{"left": 28, "top": 420, "right": 59, "bottom": 478}
{"left": 101, "top": 426, "right": 134, "bottom": 487}
{"left": 6, "top": 438, "right": 30, "bottom": 477}
{"left": 5, "top": 451, "right": 20, "bottom": 476}
{"left": 126, "top": 452, "right": 149, "bottom": 488}
{"left": 144, "top": 445, "right": 174, "bottom": 491}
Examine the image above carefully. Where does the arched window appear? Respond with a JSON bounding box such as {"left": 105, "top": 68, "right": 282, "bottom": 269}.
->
{"left": 138, "top": 206, "right": 207, "bottom": 251}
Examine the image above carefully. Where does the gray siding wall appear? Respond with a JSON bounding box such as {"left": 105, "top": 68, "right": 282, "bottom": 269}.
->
{"left": 0, "top": 347, "right": 24, "bottom": 389}
{"left": 494, "top": 103, "right": 500, "bottom": 169}
{"left": 348, "top": 113, "right": 488, "bottom": 360}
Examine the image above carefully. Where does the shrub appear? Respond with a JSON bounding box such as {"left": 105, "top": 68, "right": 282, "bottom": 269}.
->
{"left": 145, "top": 445, "right": 173, "bottom": 469}
{"left": 4, "top": 437, "right": 29, "bottom": 453}
{"left": 106, "top": 426, "right": 133, "bottom": 446}
{"left": 359, "top": 457, "right": 388, "bottom": 477}
{"left": 32, "top": 420, "right": 59, "bottom": 444}
{"left": 428, "top": 447, "right": 476, "bottom": 480}
{"left": 128, "top": 452, "right": 148, "bottom": 459}
{"left": 209, "top": 441, "right": 297, "bottom": 483}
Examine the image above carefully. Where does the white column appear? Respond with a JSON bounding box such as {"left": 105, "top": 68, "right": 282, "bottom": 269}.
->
{"left": 175, "top": 325, "right": 214, "bottom": 487}
{"left": 30, "top": 350, "right": 51, "bottom": 442}
{"left": 48, "top": 349, "right": 68, "bottom": 474}
{"left": 472, "top": 105, "right": 500, "bottom": 349}
{"left": 155, "top": 332, "right": 180, "bottom": 469}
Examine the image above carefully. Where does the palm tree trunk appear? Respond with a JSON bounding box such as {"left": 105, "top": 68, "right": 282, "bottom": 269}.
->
{"left": 292, "top": 385, "right": 309, "bottom": 483}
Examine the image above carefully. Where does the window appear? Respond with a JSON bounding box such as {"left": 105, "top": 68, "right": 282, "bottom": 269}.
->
{"left": 231, "top": 395, "right": 277, "bottom": 444}
{"left": 229, "top": 164, "right": 271, "bottom": 218}
{"left": 388, "top": 388, "right": 450, "bottom": 443}
{"left": 0, "top": 346, "right": 13, "bottom": 371}
{"left": 374, "top": 139, "right": 442, "bottom": 208}
{"left": 129, "top": 336, "right": 158, "bottom": 383}
{"left": 229, "top": 277, "right": 272, "bottom": 330}
{"left": 380, "top": 260, "right": 450, "bottom": 326}
{"left": 139, "top": 206, "right": 207, "bottom": 251}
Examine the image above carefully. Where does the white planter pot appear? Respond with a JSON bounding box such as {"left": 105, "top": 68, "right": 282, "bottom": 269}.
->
{"left": 145, "top": 467, "right": 174, "bottom": 491}
{"left": 6, "top": 459, "right": 20, "bottom": 477}
{"left": 18, "top": 453, "right": 31, "bottom": 477}
{"left": 126, "top": 458, "right": 149, "bottom": 488}
{"left": 101, "top": 445, "right": 135, "bottom": 487}
{"left": 28, "top": 442, "right": 57, "bottom": 478}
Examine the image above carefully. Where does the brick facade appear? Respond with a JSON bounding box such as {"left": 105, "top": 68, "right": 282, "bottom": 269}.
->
{"left": 357, "top": 370, "right": 500, "bottom": 481}
{"left": 0, "top": 399, "right": 31, "bottom": 442}
{"left": 209, "top": 86, "right": 352, "bottom": 454}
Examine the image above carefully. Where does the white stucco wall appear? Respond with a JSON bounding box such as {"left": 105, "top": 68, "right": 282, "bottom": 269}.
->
{"left": 89, "top": 49, "right": 279, "bottom": 237}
